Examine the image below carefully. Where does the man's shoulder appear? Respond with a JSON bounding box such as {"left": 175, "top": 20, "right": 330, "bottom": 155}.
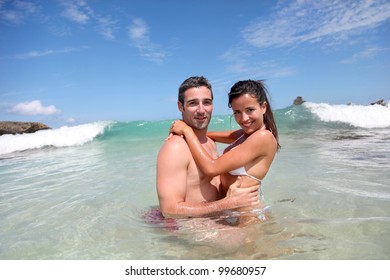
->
{"left": 159, "top": 135, "right": 190, "bottom": 154}
{"left": 157, "top": 135, "right": 191, "bottom": 166}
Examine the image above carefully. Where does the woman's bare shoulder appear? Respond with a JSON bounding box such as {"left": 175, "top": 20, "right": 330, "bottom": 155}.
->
{"left": 247, "top": 129, "right": 277, "bottom": 149}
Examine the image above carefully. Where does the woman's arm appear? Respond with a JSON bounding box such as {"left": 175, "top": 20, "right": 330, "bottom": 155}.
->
{"left": 207, "top": 129, "right": 244, "bottom": 144}
{"left": 157, "top": 137, "right": 260, "bottom": 218}
{"left": 170, "top": 120, "right": 269, "bottom": 177}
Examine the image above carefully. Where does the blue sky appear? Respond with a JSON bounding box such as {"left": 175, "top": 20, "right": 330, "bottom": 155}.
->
{"left": 1, "top": 0, "right": 390, "bottom": 127}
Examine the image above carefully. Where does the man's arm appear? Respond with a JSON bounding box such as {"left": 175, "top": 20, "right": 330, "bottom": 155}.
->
{"left": 162, "top": 178, "right": 260, "bottom": 218}
{"left": 156, "top": 136, "right": 259, "bottom": 218}
{"left": 156, "top": 136, "right": 190, "bottom": 217}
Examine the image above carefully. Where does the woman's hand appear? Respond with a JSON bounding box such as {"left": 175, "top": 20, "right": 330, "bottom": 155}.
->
{"left": 170, "top": 120, "right": 190, "bottom": 136}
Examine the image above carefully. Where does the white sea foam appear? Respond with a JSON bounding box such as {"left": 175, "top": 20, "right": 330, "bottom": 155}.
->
{"left": 304, "top": 102, "right": 390, "bottom": 128}
{"left": 0, "top": 121, "right": 112, "bottom": 155}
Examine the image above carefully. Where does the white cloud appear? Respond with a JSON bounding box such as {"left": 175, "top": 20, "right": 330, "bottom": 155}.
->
{"left": 0, "top": 9, "right": 19, "bottom": 22}
{"left": 340, "top": 47, "right": 388, "bottom": 64}
{"left": 97, "top": 16, "right": 118, "bottom": 40}
{"left": 3, "top": 46, "right": 89, "bottom": 60}
{"left": 220, "top": 0, "right": 390, "bottom": 78}
{"left": 128, "top": 18, "right": 148, "bottom": 40}
{"left": 60, "top": 1, "right": 118, "bottom": 40}
{"left": 0, "top": 0, "right": 40, "bottom": 24}
{"left": 128, "top": 18, "right": 167, "bottom": 63}
{"left": 10, "top": 100, "right": 61, "bottom": 116}
{"left": 15, "top": 0, "right": 39, "bottom": 14}
{"left": 243, "top": 0, "right": 390, "bottom": 49}
{"left": 219, "top": 45, "right": 296, "bottom": 79}
{"left": 61, "top": 0, "right": 93, "bottom": 24}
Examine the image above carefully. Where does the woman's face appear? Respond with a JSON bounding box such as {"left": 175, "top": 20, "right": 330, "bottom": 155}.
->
{"left": 231, "top": 93, "right": 267, "bottom": 135}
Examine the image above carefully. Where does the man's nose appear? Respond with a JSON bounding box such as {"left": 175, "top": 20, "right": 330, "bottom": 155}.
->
{"left": 196, "top": 103, "right": 205, "bottom": 113}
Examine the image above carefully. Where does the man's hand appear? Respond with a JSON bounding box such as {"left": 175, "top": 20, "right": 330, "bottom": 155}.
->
{"left": 226, "top": 177, "right": 260, "bottom": 208}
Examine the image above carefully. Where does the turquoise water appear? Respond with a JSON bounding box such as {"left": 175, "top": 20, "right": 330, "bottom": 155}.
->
{"left": 1, "top": 103, "right": 390, "bottom": 259}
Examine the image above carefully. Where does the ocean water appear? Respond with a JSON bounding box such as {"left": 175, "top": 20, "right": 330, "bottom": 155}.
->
{"left": 1, "top": 102, "right": 389, "bottom": 260}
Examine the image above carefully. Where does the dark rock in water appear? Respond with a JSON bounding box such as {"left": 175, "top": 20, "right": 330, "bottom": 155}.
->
{"left": 293, "top": 96, "right": 305, "bottom": 105}
{"left": 0, "top": 121, "right": 51, "bottom": 136}
{"left": 370, "top": 99, "right": 385, "bottom": 106}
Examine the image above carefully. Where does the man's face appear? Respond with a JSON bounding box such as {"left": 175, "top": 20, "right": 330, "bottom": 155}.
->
{"left": 178, "top": 86, "right": 213, "bottom": 131}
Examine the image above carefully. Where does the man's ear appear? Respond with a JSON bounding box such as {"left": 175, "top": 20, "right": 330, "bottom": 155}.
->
{"left": 178, "top": 101, "right": 184, "bottom": 112}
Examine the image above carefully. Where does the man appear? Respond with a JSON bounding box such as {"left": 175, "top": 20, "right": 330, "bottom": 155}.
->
{"left": 156, "top": 76, "right": 259, "bottom": 218}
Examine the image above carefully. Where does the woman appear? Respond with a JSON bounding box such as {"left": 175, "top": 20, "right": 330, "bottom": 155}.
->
{"left": 170, "top": 80, "right": 280, "bottom": 225}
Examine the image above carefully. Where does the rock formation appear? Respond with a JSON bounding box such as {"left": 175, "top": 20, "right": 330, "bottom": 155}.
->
{"left": 370, "top": 99, "right": 386, "bottom": 106}
{"left": 293, "top": 96, "right": 305, "bottom": 105}
{"left": 0, "top": 121, "right": 51, "bottom": 136}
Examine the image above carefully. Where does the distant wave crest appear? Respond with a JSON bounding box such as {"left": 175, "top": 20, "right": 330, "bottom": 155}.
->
{"left": 0, "top": 121, "right": 112, "bottom": 155}
{"left": 304, "top": 102, "right": 390, "bottom": 128}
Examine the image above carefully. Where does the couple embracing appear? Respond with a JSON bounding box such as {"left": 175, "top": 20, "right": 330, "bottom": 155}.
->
{"left": 156, "top": 76, "right": 280, "bottom": 226}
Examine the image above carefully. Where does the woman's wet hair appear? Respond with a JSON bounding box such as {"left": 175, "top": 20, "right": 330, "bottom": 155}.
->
{"left": 228, "top": 80, "right": 280, "bottom": 150}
